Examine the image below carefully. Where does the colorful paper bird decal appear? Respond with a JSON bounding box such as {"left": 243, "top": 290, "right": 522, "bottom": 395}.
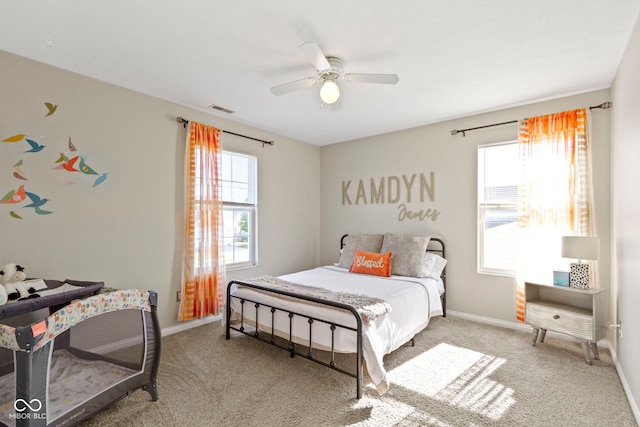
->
{"left": 79, "top": 157, "right": 98, "bottom": 175}
{"left": 53, "top": 156, "right": 80, "bottom": 172}
{"left": 35, "top": 207, "right": 53, "bottom": 215}
{"left": 25, "top": 139, "right": 45, "bottom": 153}
{"left": 0, "top": 185, "right": 27, "bottom": 204}
{"left": 93, "top": 172, "right": 108, "bottom": 187}
{"left": 2, "top": 134, "right": 26, "bottom": 143}
{"left": 23, "top": 192, "right": 49, "bottom": 209}
{"left": 54, "top": 152, "right": 69, "bottom": 163}
{"left": 12, "top": 160, "right": 28, "bottom": 180}
{"left": 13, "top": 160, "right": 26, "bottom": 175}
{"left": 9, "top": 211, "right": 23, "bottom": 219}
{"left": 44, "top": 102, "right": 58, "bottom": 117}
{"left": 68, "top": 137, "right": 77, "bottom": 151}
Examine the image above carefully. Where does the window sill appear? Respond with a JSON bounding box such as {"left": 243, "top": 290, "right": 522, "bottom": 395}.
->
{"left": 478, "top": 268, "right": 516, "bottom": 278}
{"left": 225, "top": 262, "right": 256, "bottom": 272}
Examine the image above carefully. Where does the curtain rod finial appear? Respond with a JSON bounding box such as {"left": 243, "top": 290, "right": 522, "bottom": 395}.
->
{"left": 590, "top": 102, "right": 612, "bottom": 110}
{"left": 176, "top": 117, "right": 188, "bottom": 128}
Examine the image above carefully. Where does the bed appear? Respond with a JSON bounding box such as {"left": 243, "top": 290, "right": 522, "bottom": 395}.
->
{"left": 0, "top": 288, "right": 161, "bottom": 427}
{"left": 226, "top": 233, "right": 446, "bottom": 399}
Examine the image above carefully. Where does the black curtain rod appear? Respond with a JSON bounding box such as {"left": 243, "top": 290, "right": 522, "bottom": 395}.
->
{"left": 450, "top": 102, "right": 613, "bottom": 137}
{"left": 176, "top": 117, "right": 275, "bottom": 147}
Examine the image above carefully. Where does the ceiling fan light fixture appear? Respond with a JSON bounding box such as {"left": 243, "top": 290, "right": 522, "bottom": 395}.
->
{"left": 320, "top": 80, "right": 340, "bottom": 104}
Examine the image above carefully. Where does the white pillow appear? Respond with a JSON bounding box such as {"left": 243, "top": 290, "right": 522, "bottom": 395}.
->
{"left": 421, "top": 252, "right": 447, "bottom": 279}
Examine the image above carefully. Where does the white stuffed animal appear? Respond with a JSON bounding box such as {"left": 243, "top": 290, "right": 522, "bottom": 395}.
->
{"left": 0, "top": 281, "right": 6, "bottom": 305}
{"left": 0, "top": 263, "right": 40, "bottom": 302}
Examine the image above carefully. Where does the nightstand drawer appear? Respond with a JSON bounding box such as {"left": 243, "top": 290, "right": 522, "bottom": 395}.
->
{"left": 525, "top": 302, "right": 593, "bottom": 341}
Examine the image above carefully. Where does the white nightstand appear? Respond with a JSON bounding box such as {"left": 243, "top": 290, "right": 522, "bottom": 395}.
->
{"left": 524, "top": 282, "right": 606, "bottom": 364}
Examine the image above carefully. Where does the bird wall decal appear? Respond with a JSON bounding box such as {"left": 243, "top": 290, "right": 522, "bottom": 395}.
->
{"left": 34, "top": 207, "right": 52, "bottom": 215}
{"left": 93, "top": 172, "right": 108, "bottom": 187}
{"left": 0, "top": 185, "right": 27, "bottom": 204}
{"left": 79, "top": 157, "right": 98, "bottom": 175}
{"left": 53, "top": 156, "right": 80, "bottom": 172}
{"left": 23, "top": 192, "right": 49, "bottom": 209}
{"left": 54, "top": 152, "right": 69, "bottom": 163}
{"left": 24, "top": 139, "right": 45, "bottom": 153}
{"left": 2, "top": 134, "right": 26, "bottom": 143}
{"left": 12, "top": 160, "right": 27, "bottom": 179}
{"left": 44, "top": 102, "right": 58, "bottom": 117}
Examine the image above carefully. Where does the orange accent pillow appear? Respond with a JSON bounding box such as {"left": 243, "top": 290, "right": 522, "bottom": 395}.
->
{"left": 350, "top": 250, "right": 392, "bottom": 277}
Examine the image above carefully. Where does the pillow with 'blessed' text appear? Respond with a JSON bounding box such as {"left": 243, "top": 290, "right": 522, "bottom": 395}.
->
{"left": 350, "top": 250, "right": 392, "bottom": 277}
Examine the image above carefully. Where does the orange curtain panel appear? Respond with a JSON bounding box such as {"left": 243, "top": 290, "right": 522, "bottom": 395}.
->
{"left": 515, "top": 108, "right": 595, "bottom": 322}
{"left": 179, "top": 122, "right": 226, "bottom": 321}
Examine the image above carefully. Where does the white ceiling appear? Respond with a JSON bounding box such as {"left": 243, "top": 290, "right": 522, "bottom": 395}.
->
{"left": 2, "top": 1, "right": 639, "bottom": 146}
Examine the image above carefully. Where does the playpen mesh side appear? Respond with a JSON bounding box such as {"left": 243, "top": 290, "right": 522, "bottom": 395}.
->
{"left": 0, "top": 290, "right": 159, "bottom": 427}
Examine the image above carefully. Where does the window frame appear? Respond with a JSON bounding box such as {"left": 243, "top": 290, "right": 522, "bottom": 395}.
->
{"left": 221, "top": 150, "right": 258, "bottom": 270}
{"left": 477, "top": 141, "right": 519, "bottom": 276}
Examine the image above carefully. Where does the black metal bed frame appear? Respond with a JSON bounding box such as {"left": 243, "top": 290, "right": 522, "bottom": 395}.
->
{"left": 225, "top": 235, "right": 446, "bottom": 399}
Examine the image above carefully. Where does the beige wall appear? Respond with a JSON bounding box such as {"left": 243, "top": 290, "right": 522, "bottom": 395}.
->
{"left": 0, "top": 51, "right": 321, "bottom": 330}
{"left": 611, "top": 12, "right": 640, "bottom": 420}
{"left": 320, "top": 89, "right": 612, "bottom": 325}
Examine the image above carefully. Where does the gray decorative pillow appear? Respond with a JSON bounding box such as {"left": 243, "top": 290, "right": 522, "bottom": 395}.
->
{"left": 380, "top": 233, "right": 431, "bottom": 277}
{"left": 338, "top": 234, "right": 384, "bottom": 269}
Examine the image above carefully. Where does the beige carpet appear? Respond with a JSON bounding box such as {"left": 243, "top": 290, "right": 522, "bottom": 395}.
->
{"left": 78, "top": 316, "right": 637, "bottom": 427}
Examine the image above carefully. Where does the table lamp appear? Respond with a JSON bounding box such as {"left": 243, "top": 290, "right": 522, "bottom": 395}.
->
{"left": 561, "top": 236, "right": 599, "bottom": 288}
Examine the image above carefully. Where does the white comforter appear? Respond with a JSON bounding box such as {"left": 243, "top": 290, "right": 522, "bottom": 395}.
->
{"left": 229, "top": 265, "right": 444, "bottom": 394}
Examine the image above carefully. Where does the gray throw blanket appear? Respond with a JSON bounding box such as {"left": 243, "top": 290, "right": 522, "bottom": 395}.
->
{"left": 239, "top": 276, "right": 392, "bottom": 324}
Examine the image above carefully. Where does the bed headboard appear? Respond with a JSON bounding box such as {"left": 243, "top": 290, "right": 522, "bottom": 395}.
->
{"left": 340, "top": 234, "right": 445, "bottom": 259}
{"left": 340, "top": 234, "right": 447, "bottom": 316}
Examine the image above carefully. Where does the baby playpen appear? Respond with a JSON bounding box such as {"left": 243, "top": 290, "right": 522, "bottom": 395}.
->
{"left": 0, "top": 285, "right": 160, "bottom": 426}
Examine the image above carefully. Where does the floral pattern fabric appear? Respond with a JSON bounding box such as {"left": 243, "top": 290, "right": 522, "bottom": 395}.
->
{"left": 0, "top": 289, "right": 151, "bottom": 352}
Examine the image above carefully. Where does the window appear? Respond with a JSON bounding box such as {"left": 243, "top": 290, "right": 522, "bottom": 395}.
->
{"left": 221, "top": 151, "right": 257, "bottom": 268}
{"left": 477, "top": 142, "right": 519, "bottom": 275}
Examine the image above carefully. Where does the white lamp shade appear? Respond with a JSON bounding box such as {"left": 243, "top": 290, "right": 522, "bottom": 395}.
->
{"left": 320, "top": 80, "right": 340, "bottom": 104}
{"left": 561, "top": 236, "right": 600, "bottom": 261}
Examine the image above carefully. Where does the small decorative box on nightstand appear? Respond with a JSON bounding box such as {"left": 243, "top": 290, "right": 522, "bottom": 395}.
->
{"left": 524, "top": 282, "right": 606, "bottom": 364}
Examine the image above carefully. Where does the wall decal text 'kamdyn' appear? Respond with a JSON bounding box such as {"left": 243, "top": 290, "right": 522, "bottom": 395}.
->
{"left": 341, "top": 172, "right": 440, "bottom": 221}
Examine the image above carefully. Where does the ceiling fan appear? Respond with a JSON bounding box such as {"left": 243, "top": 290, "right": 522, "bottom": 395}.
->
{"left": 270, "top": 42, "right": 399, "bottom": 105}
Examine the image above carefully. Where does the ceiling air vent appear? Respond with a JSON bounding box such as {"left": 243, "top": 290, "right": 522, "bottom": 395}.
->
{"left": 209, "top": 104, "right": 235, "bottom": 114}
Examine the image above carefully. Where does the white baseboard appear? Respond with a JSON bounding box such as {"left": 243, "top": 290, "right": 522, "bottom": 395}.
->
{"left": 602, "top": 342, "right": 640, "bottom": 425}
{"left": 446, "top": 310, "right": 532, "bottom": 333}
{"left": 446, "top": 309, "right": 639, "bottom": 426}
{"left": 161, "top": 314, "right": 221, "bottom": 337}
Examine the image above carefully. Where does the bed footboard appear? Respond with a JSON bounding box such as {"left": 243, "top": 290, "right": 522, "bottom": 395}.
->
{"left": 226, "top": 280, "right": 364, "bottom": 399}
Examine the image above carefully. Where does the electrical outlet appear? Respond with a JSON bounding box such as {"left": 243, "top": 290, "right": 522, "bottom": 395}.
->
{"left": 176, "top": 291, "right": 182, "bottom": 302}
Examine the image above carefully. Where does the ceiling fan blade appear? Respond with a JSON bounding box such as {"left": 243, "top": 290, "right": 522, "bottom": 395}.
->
{"left": 344, "top": 73, "right": 399, "bottom": 84}
{"left": 299, "top": 42, "right": 331, "bottom": 71}
{"left": 270, "top": 77, "right": 317, "bottom": 96}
